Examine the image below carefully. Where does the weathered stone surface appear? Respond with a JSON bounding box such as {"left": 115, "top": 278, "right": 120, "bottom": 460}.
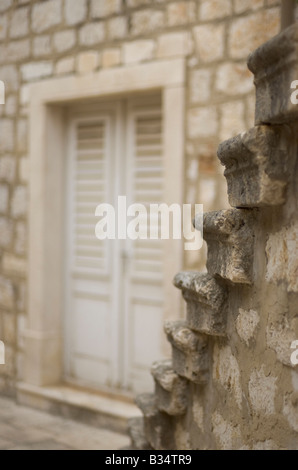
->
{"left": 55, "top": 57, "right": 75, "bottom": 75}
{"left": 228, "top": 9, "right": 279, "bottom": 60}
{"left": 218, "top": 125, "right": 292, "bottom": 207}
{"left": 107, "top": 17, "right": 127, "bottom": 40}
{"left": 213, "top": 344, "right": 242, "bottom": 408}
{"left": 193, "top": 24, "right": 225, "bottom": 62}
{"left": 167, "top": 2, "right": 196, "bottom": 26}
{"left": 0, "top": 217, "right": 13, "bottom": 248}
{"left": 33, "top": 35, "right": 52, "bottom": 57}
{"left": 77, "top": 52, "right": 98, "bottom": 75}
{"left": 189, "top": 69, "right": 211, "bottom": 104}
{"left": 164, "top": 321, "right": 209, "bottom": 384}
{"left": 128, "top": 417, "right": 151, "bottom": 450}
{"left": 123, "top": 40, "right": 154, "bottom": 65}
{"left": 198, "top": 209, "right": 254, "bottom": 284}
{"left": 65, "top": 0, "right": 86, "bottom": 26}
{"left": 79, "top": 23, "right": 105, "bottom": 46}
{"left": 131, "top": 10, "right": 164, "bottom": 35}
{"left": 101, "top": 48, "right": 121, "bottom": 69}
{"left": 236, "top": 309, "right": 260, "bottom": 346}
{"left": 219, "top": 100, "right": 245, "bottom": 141}
{"left": 199, "top": 0, "right": 231, "bottom": 20}
{"left": 53, "top": 31, "right": 76, "bottom": 53}
{"left": 21, "top": 61, "right": 53, "bottom": 81}
{"left": 0, "top": 277, "right": 14, "bottom": 310}
{"left": 10, "top": 7, "right": 29, "bottom": 39}
{"left": 174, "top": 272, "right": 227, "bottom": 336}
{"left": 157, "top": 32, "right": 191, "bottom": 58}
{"left": 248, "top": 366, "right": 277, "bottom": 415}
{"left": 32, "top": 0, "right": 62, "bottom": 33}
{"left": 188, "top": 106, "right": 218, "bottom": 138}
{"left": 265, "top": 221, "right": 298, "bottom": 293}
{"left": 151, "top": 359, "right": 188, "bottom": 416}
{"left": 248, "top": 23, "right": 298, "bottom": 124}
{"left": 136, "top": 394, "right": 175, "bottom": 450}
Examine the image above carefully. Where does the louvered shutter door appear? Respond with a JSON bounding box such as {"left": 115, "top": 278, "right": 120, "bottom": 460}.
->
{"left": 66, "top": 114, "right": 115, "bottom": 388}
{"left": 125, "top": 101, "right": 165, "bottom": 392}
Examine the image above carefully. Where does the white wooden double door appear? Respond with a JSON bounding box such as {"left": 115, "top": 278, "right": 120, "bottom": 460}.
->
{"left": 64, "top": 96, "right": 165, "bottom": 394}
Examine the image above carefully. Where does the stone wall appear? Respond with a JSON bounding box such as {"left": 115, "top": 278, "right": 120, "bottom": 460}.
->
{"left": 132, "top": 23, "right": 298, "bottom": 450}
{"left": 0, "top": 0, "right": 281, "bottom": 396}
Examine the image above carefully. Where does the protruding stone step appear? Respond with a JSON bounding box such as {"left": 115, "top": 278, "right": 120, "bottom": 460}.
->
{"left": 247, "top": 23, "right": 298, "bottom": 125}
{"left": 151, "top": 359, "right": 188, "bottom": 416}
{"left": 135, "top": 393, "right": 175, "bottom": 450}
{"left": 164, "top": 321, "right": 209, "bottom": 384}
{"left": 195, "top": 209, "right": 254, "bottom": 285}
{"left": 174, "top": 272, "right": 227, "bottom": 336}
{"left": 128, "top": 417, "right": 151, "bottom": 450}
{"left": 218, "top": 125, "right": 292, "bottom": 208}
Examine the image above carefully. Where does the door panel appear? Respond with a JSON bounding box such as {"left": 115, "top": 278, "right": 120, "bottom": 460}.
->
{"left": 65, "top": 96, "right": 165, "bottom": 394}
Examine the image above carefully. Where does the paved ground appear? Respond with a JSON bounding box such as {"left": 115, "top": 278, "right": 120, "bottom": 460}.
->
{"left": 0, "top": 397, "right": 130, "bottom": 450}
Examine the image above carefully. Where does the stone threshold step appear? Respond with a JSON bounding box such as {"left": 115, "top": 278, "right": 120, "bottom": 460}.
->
{"left": 17, "top": 382, "right": 141, "bottom": 435}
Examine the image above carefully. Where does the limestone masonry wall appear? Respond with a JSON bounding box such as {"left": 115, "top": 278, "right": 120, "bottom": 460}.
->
{"left": 0, "top": 0, "right": 281, "bottom": 398}
{"left": 132, "top": 23, "right": 298, "bottom": 450}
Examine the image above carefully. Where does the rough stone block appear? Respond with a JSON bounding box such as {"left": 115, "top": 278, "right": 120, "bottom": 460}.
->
{"left": 193, "top": 24, "right": 225, "bottom": 62}
{"left": 79, "top": 23, "right": 105, "bottom": 46}
{"left": 0, "top": 40, "right": 30, "bottom": 63}
{"left": 219, "top": 100, "right": 245, "bottom": 141}
{"left": 107, "top": 17, "right": 127, "bottom": 40}
{"left": 174, "top": 272, "right": 227, "bottom": 336}
{"left": 0, "top": 156, "right": 16, "bottom": 183}
{"left": 102, "top": 48, "right": 121, "bottom": 68}
{"left": 21, "top": 62, "right": 53, "bottom": 81}
{"left": 199, "top": 0, "right": 232, "bottom": 20}
{"left": 0, "top": 119, "right": 14, "bottom": 151}
{"left": 0, "top": 14, "right": 7, "bottom": 40}
{"left": 128, "top": 417, "right": 151, "bottom": 450}
{"left": 151, "top": 359, "right": 188, "bottom": 416}
{"left": 164, "top": 321, "right": 209, "bottom": 384}
{"left": 136, "top": 393, "right": 175, "bottom": 450}
{"left": 54, "top": 30, "right": 76, "bottom": 53}
{"left": 123, "top": 40, "right": 155, "bottom": 65}
{"left": 33, "top": 35, "right": 52, "bottom": 57}
{"left": 11, "top": 186, "right": 27, "bottom": 218}
{"left": 65, "top": 0, "right": 86, "bottom": 25}
{"left": 0, "top": 277, "right": 14, "bottom": 310}
{"left": 189, "top": 69, "right": 211, "bottom": 104}
{"left": 167, "top": 1, "right": 196, "bottom": 26}
{"left": 215, "top": 62, "right": 254, "bottom": 95}
{"left": 0, "top": 65, "right": 19, "bottom": 93}
{"left": 248, "top": 23, "right": 298, "bottom": 124}
{"left": 0, "top": 184, "right": 9, "bottom": 213}
{"left": 2, "top": 254, "right": 26, "bottom": 277}
{"left": 91, "top": 0, "right": 122, "bottom": 18}
{"left": 0, "top": 0, "right": 12, "bottom": 12}
{"left": 77, "top": 52, "right": 98, "bottom": 75}
{"left": 188, "top": 106, "right": 218, "bottom": 138}
{"left": 0, "top": 217, "right": 13, "bottom": 247}
{"left": 228, "top": 9, "right": 279, "bottom": 60}
{"left": 157, "top": 32, "right": 191, "bottom": 58}
{"left": 218, "top": 125, "right": 292, "bottom": 207}
{"left": 10, "top": 7, "right": 29, "bottom": 38}
{"left": 32, "top": 0, "right": 62, "bottom": 33}
{"left": 131, "top": 10, "right": 164, "bottom": 35}
{"left": 199, "top": 209, "right": 254, "bottom": 284}
{"left": 55, "top": 57, "right": 75, "bottom": 75}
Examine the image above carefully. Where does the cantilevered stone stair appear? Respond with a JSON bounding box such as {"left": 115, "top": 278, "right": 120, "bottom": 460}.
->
{"left": 129, "top": 23, "right": 298, "bottom": 449}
